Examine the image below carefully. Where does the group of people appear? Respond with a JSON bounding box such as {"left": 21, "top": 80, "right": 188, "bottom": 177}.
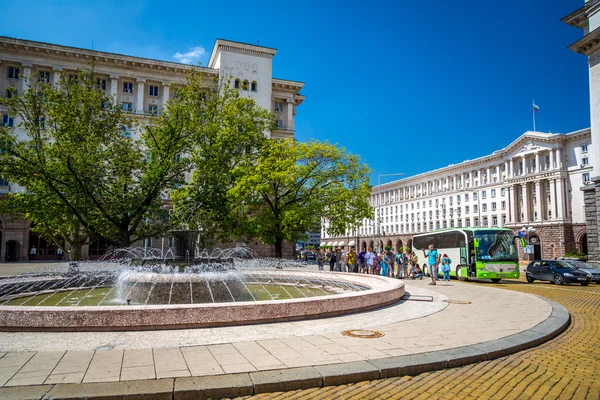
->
{"left": 315, "top": 245, "right": 452, "bottom": 284}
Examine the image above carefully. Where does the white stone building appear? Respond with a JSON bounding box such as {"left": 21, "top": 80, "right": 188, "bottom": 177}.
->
{"left": 322, "top": 129, "right": 592, "bottom": 260}
{"left": 0, "top": 36, "right": 304, "bottom": 261}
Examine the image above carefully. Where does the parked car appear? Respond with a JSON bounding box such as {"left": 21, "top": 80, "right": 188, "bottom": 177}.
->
{"left": 560, "top": 259, "right": 600, "bottom": 284}
{"left": 305, "top": 251, "right": 316, "bottom": 260}
{"left": 526, "top": 260, "right": 592, "bottom": 286}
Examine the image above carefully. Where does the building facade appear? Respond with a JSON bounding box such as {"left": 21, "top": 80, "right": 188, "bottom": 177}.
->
{"left": 322, "top": 129, "right": 592, "bottom": 261}
{"left": 0, "top": 36, "right": 304, "bottom": 261}
{"left": 563, "top": 1, "right": 600, "bottom": 262}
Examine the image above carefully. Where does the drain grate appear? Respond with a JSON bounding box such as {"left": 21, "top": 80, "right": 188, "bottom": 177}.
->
{"left": 341, "top": 329, "right": 385, "bottom": 339}
{"left": 401, "top": 294, "right": 433, "bottom": 302}
{"left": 443, "top": 299, "right": 471, "bottom": 304}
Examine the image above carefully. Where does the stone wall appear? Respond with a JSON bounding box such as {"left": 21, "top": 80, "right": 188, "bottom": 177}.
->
{"left": 583, "top": 181, "right": 600, "bottom": 260}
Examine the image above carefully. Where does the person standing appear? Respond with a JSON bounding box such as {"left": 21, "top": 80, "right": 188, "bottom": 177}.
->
{"left": 365, "top": 247, "right": 375, "bottom": 274}
{"left": 423, "top": 244, "right": 439, "bottom": 285}
{"left": 348, "top": 249, "right": 356, "bottom": 273}
{"left": 316, "top": 248, "right": 325, "bottom": 271}
{"left": 57, "top": 248, "right": 63, "bottom": 261}
{"left": 338, "top": 249, "right": 347, "bottom": 272}
{"left": 381, "top": 252, "right": 390, "bottom": 277}
{"left": 441, "top": 253, "right": 452, "bottom": 282}
{"left": 328, "top": 249, "right": 336, "bottom": 272}
{"left": 29, "top": 245, "right": 37, "bottom": 261}
{"left": 358, "top": 249, "right": 366, "bottom": 273}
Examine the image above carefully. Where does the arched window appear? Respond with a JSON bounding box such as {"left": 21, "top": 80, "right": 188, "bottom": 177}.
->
{"left": 242, "top": 80, "right": 249, "bottom": 90}
{"left": 251, "top": 81, "right": 257, "bottom": 92}
{"left": 234, "top": 79, "right": 240, "bottom": 89}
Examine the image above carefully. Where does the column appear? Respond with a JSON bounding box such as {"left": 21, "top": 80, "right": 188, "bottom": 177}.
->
{"left": 286, "top": 99, "right": 294, "bottom": 131}
{"left": 136, "top": 78, "right": 146, "bottom": 114}
{"left": 452, "top": 175, "right": 456, "bottom": 191}
{"left": 508, "top": 159, "right": 513, "bottom": 178}
{"left": 507, "top": 186, "right": 514, "bottom": 223}
{"left": 469, "top": 171, "right": 474, "bottom": 187}
{"left": 556, "top": 148, "right": 562, "bottom": 169}
{"left": 556, "top": 178, "right": 565, "bottom": 219}
{"left": 52, "top": 67, "right": 62, "bottom": 86}
{"left": 522, "top": 183, "right": 529, "bottom": 223}
{"left": 486, "top": 167, "right": 490, "bottom": 184}
{"left": 535, "top": 152, "right": 540, "bottom": 173}
{"left": 521, "top": 155, "right": 526, "bottom": 175}
{"left": 549, "top": 149, "right": 555, "bottom": 170}
{"left": 161, "top": 83, "right": 170, "bottom": 112}
{"left": 110, "top": 75, "right": 119, "bottom": 104}
{"left": 504, "top": 160, "right": 509, "bottom": 179}
{"left": 549, "top": 179, "right": 557, "bottom": 219}
{"left": 21, "top": 64, "right": 32, "bottom": 92}
{"left": 534, "top": 180, "right": 542, "bottom": 221}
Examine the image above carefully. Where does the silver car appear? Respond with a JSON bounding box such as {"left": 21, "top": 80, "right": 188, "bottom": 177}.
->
{"left": 561, "top": 259, "right": 600, "bottom": 284}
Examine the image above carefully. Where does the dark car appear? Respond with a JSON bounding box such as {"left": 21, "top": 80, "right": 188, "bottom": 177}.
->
{"left": 561, "top": 259, "right": 600, "bottom": 284}
{"left": 305, "top": 251, "right": 316, "bottom": 260}
{"left": 526, "top": 260, "right": 592, "bottom": 286}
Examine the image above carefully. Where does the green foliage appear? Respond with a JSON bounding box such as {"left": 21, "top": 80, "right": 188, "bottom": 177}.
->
{"left": 167, "top": 72, "right": 275, "bottom": 247}
{"left": 230, "top": 139, "right": 373, "bottom": 257}
{"left": 0, "top": 68, "right": 189, "bottom": 249}
{"left": 384, "top": 245, "right": 391, "bottom": 251}
{"left": 564, "top": 250, "right": 587, "bottom": 260}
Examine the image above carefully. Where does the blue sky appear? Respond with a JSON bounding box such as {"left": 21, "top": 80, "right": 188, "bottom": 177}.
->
{"left": 0, "top": 0, "right": 590, "bottom": 185}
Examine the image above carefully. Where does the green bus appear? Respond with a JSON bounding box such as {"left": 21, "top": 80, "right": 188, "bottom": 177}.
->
{"left": 412, "top": 228, "right": 520, "bottom": 283}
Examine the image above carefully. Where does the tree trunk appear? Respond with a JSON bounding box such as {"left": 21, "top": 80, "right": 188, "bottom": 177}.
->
{"left": 274, "top": 236, "right": 283, "bottom": 259}
{"left": 69, "top": 244, "right": 82, "bottom": 261}
{"left": 120, "top": 228, "right": 132, "bottom": 248}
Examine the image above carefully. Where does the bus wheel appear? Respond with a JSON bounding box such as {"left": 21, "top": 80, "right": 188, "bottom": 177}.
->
{"left": 457, "top": 267, "right": 467, "bottom": 281}
{"left": 490, "top": 278, "right": 501, "bottom": 283}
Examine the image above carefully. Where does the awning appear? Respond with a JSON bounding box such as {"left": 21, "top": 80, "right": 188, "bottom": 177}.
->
{"left": 348, "top": 240, "right": 356, "bottom": 246}
{"left": 338, "top": 241, "right": 345, "bottom": 246}
{"left": 332, "top": 241, "right": 339, "bottom": 247}
{"left": 327, "top": 241, "right": 333, "bottom": 246}
{"left": 320, "top": 242, "right": 326, "bottom": 247}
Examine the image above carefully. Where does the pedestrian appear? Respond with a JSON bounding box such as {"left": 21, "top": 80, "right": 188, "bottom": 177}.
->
{"left": 29, "top": 245, "right": 37, "bottom": 261}
{"left": 423, "top": 244, "right": 439, "bottom": 285}
{"left": 411, "top": 262, "right": 423, "bottom": 279}
{"left": 57, "top": 248, "right": 63, "bottom": 261}
{"left": 338, "top": 249, "right": 346, "bottom": 272}
{"left": 373, "top": 252, "right": 380, "bottom": 275}
{"left": 381, "top": 252, "right": 390, "bottom": 277}
{"left": 316, "top": 248, "right": 325, "bottom": 271}
{"left": 348, "top": 248, "right": 356, "bottom": 273}
{"left": 328, "top": 249, "right": 336, "bottom": 272}
{"left": 395, "top": 251, "right": 403, "bottom": 278}
{"left": 358, "top": 248, "right": 366, "bottom": 273}
{"left": 441, "top": 253, "right": 452, "bottom": 282}
{"left": 365, "top": 247, "right": 375, "bottom": 274}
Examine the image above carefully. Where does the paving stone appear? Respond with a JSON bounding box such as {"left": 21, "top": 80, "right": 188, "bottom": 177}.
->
{"left": 6, "top": 351, "right": 64, "bottom": 387}
{"left": 174, "top": 373, "right": 253, "bottom": 400}
{"left": 0, "top": 385, "right": 52, "bottom": 400}
{"left": 43, "top": 379, "right": 173, "bottom": 399}
{"left": 250, "top": 367, "right": 322, "bottom": 393}
{"left": 0, "top": 353, "right": 37, "bottom": 387}
{"left": 120, "top": 365, "right": 156, "bottom": 381}
{"left": 314, "top": 361, "right": 380, "bottom": 386}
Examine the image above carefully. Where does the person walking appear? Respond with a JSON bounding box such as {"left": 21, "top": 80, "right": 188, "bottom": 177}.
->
{"left": 358, "top": 249, "right": 366, "bottom": 273}
{"left": 423, "top": 244, "right": 439, "bottom": 285}
{"left": 316, "top": 248, "right": 325, "bottom": 271}
{"left": 348, "top": 249, "right": 356, "bottom": 273}
{"left": 441, "top": 253, "right": 452, "bottom": 282}
{"left": 373, "top": 253, "right": 380, "bottom": 275}
{"left": 365, "top": 247, "right": 375, "bottom": 274}
{"left": 338, "top": 249, "right": 346, "bottom": 272}
{"left": 328, "top": 249, "right": 336, "bottom": 272}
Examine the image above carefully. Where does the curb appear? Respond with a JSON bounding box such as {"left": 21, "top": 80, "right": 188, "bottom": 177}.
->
{"left": 0, "top": 298, "right": 570, "bottom": 400}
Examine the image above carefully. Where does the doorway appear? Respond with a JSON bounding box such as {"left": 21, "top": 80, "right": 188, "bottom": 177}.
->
{"left": 530, "top": 235, "right": 542, "bottom": 260}
{"left": 5, "top": 240, "right": 19, "bottom": 262}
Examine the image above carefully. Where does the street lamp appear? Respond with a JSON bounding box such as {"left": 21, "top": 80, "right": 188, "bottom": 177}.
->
{"left": 377, "top": 173, "right": 405, "bottom": 253}
{"left": 521, "top": 226, "right": 537, "bottom": 261}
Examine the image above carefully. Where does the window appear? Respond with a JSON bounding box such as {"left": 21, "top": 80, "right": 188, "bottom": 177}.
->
{"left": 143, "top": 237, "right": 152, "bottom": 248}
{"left": 5, "top": 88, "right": 17, "bottom": 98}
{"left": 123, "top": 82, "right": 133, "bottom": 93}
{"left": 234, "top": 79, "right": 240, "bottom": 89}
{"left": 277, "top": 120, "right": 283, "bottom": 128}
{"left": 149, "top": 85, "right": 159, "bottom": 96}
{"left": 96, "top": 79, "right": 107, "bottom": 90}
{"left": 582, "top": 144, "right": 588, "bottom": 153}
{"left": 465, "top": 194, "right": 469, "bottom": 201}
{"left": 473, "top": 192, "right": 478, "bottom": 200}
{"left": 474, "top": 205, "right": 478, "bottom": 213}
{"left": 501, "top": 188, "right": 506, "bottom": 196}
{"left": 7, "top": 67, "right": 19, "bottom": 79}
{"left": 583, "top": 157, "right": 589, "bottom": 166}
{"left": 274, "top": 102, "right": 283, "bottom": 112}
{"left": 39, "top": 71, "right": 50, "bottom": 83}
{"left": 465, "top": 206, "right": 470, "bottom": 214}
{"left": 482, "top": 204, "right": 487, "bottom": 212}
{"left": 491, "top": 189, "right": 496, "bottom": 198}
{"left": 251, "top": 81, "right": 257, "bottom": 92}
{"left": 492, "top": 202, "right": 497, "bottom": 211}
{"left": 481, "top": 190, "right": 487, "bottom": 199}
{"left": 501, "top": 201, "right": 506, "bottom": 210}
{"left": 242, "top": 80, "right": 249, "bottom": 90}
{"left": 122, "top": 102, "right": 133, "bottom": 112}
{"left": 173, "top": 89, "right": 180, "bottom": 99}
{"left": 583, "top": 173, "right": 591, "bottom": 184}
{"left": 2, "top": 114, "right": 14, "bottom": 127}
{"left": 148, "top": 105, "right": 158, "bottom": 115}
{"left": 466, "top": 219, "right": 471, "bottom": 227}
{"left": 0, "top": 177, "right": 9, "bottom": 186}
{"left": 492, "top": 216, "right": 497, "bottom": 226}
{"left": 39, "top": 117, "right": 46, "bottom": 130}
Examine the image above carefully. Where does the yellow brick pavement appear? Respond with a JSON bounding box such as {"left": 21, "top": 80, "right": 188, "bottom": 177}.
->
{"left": 237, "top": 279, "right": 600, "bottom": 400}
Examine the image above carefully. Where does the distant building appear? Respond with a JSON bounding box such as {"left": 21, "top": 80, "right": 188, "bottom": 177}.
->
{"left": 0, "top": 36, "right": 304, "bottom": 261}
{"left": 322, "top": 129, "right": 591, "bottom": 260}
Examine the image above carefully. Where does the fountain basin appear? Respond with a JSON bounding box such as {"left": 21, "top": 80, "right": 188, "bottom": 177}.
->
{"left": 0, "top": 270, "right": 404, "bottom": 332}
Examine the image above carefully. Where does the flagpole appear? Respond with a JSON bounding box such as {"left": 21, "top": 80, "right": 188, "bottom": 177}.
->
{"left": 532, "top": 100, "right": 536, "bottom": 132}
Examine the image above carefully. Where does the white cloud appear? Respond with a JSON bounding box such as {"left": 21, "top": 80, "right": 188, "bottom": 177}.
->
{"left": 173, "top": 46, "right": 207, "bottom": 64}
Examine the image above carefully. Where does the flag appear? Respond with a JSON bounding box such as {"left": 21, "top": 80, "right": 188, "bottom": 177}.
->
{"left": 520, "top": 238, "right": 527, "bottom": 247}
{"left": 533, "top": 103, "right": 540, "bottom": 112}
{"left": 517, "top": 231, "right": 526, "bottom": 238}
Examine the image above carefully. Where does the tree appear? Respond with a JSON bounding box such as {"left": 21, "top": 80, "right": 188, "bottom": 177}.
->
{"left": 0, "top": 68, "right": 191, "bottom": 252}
{"left": 168, "top": 71, "right": 275, "bottom": 247}
{"left": 230, "top": 139, "right": 373, "bottom": 258}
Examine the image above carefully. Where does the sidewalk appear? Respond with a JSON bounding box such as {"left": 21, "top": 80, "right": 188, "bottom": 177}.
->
{"left": 0, "top": 278, "right": 566, "bottom": 398}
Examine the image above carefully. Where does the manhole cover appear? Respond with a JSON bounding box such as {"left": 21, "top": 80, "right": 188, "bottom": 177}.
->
{"left": 443, "top": 300, "right": 471, "bottom": 304}
{"left": 341, "top": 329, "right": 385, "bottom": 338}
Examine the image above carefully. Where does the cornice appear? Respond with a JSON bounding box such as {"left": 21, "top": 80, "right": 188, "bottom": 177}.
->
{"left": 562, "top": 5, "right": 588, "bottom": 28}
{"left": 208, "top": 39, "right": 277, "bottom": 68}
{"left": 568, "top": 27, "right": 600, "bottom": 55}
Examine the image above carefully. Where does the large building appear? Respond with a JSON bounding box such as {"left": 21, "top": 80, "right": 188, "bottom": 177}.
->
{"left": 563, "top": 1, "right": 600, "bottom": 262}
{"left": 321, "top": 129, "right": 592, "bottom": 260}
{"left": 0, "top": 36, "right": 304, "bottom": 261}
